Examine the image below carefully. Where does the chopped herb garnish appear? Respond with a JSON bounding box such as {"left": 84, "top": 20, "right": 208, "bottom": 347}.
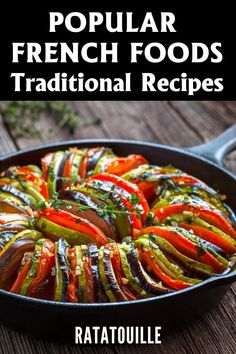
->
{"left": 129, "top": 193, "right": 140, "bottom": 205}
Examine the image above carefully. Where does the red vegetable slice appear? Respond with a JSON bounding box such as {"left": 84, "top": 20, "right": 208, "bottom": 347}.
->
{"left": 90, "top": 173, "right": 149, "bottom": 222}
{"left": 26, "top": 239, "right": 55, "bottom": 298}
{"left": 107, "top": 243, "right": 137, "bottom": 300}
{"left": 68, "top": 248, "right": 78, "bottom": 303}
{"left": 103, "top": 154, "right": 148, "bottom": 176}
{"left": 140, "top": 226, "right": 226, "bottom": 273}
{"left": 153, "top": 203, "right": 236, "bottom": 240}
{"left": 41, "top": 153, "right": 54, "bottom": 180}
{"left": 10, "top": 254, "right": 33, "bottom": 293}
{"left": 139, "top": 249, "right": 192, "bottom": 290}
{"left": 42, "top": 207, "right": 108, "bottom": 246}
{"left": 180, "top": 223, "right": 236, "bottom": 255}
{"left": 82, "top": 246, "right": 95, "bottom": 303}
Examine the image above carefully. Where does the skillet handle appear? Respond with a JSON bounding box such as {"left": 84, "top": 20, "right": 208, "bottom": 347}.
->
{"left": 186, "top": 124, "right": 236, "bottom": 168}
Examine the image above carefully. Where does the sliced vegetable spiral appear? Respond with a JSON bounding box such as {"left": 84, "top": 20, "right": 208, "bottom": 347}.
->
{"left": 0, "top": 147, "right": 235, "bottom": 302}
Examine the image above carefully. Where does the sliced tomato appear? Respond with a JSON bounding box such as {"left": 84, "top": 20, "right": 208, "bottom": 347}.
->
{"left": 153, "top": 203, "right": 236, "bottom": 240}
{"left": 27, "top": 239, "right": 55, "bottom": 297}
{"left": 64, "top": 153, "right": 74, "bottom": 179}
{"left": 17, "top": 166, "right": 49, "bottom": 200}
{"left": 82, "top": 247, "right": 95, "bottom": 303}
{"left": 10, "top": 255, "right": 33, "bottom": 293}
{"left": 41, "top": 153, "right": 54, "bottom": 180}
{"left": 68, "top": 248, "right": 78, "bottom": 303}
{"left": 139, "top": 249, "right": 192, "bottom": 290}
{"left": 108, "top": 243, "right": 137, "bottom": 300}
{"left": 137, "top": 181, "right": 158, "bottom": 201}
{"left": 90, "top": 173, "right": 149, "bottom": 222}
{"left": 117, "top": 193, "right": 143, "bottom": 231}
{"left": 171, "top": 175, "right": 206, "bottom": 186}
{"left": 103, "top": 154, "right": 148, "bottom": 176}
{"left": 43, "top": 207, "right": 108, "bottom": 246}
{"left": 180, "top": 223, "right": 236, "bottom": 255}
{"left": 140, "top": 226, "right": 227, "bottom": 273}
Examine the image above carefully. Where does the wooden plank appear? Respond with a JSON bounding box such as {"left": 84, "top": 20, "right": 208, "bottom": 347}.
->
{"left": 11, "top": 101, "right": 204, "bottom": 150}
{"left": 0, "top": 121, "right": 17, "bottom": 155}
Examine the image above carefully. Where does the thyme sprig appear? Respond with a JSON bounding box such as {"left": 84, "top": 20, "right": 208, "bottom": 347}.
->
{"left": 0, "top": 101, "right": 101, "bottom": 138}
{"left": 40, "top": 191, "right": 144, "bottom": 220}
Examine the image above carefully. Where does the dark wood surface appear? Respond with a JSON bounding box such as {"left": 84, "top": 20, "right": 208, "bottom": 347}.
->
{"left": 0, "top": 101, "right": 236, "bottom": 354}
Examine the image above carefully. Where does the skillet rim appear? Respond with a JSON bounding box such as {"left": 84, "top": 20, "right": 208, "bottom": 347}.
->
{"left": 0, "top": 138, "right": 236, "bottom": 308}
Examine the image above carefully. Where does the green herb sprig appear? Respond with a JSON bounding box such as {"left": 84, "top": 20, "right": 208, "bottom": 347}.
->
{"left": 0, "top": 101, "right": 101, "bottom": 138}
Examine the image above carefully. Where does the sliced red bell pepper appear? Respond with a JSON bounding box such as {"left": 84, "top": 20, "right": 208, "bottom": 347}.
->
{"left": 140, "top": 226, "right": 226, "bottom": 273}
{"left": 79, "top": 153, "right": 88, "bottom": 179}
{"left": 68, "top": 248, "right": 78, "bottom": 303}
{"left": 64, "top": 153, "right": 74, "bottom": 179}
{"left": 180, "top": 223, "right": 236, "bottom": 255}
{"left": 90, "top": 173, "right": 149, "bottom": 222}
{"left": 42, "top": 207, "right": 108, "bottom": 246}
{"left": 171, "top": 175, "right": 206, "bottom": 186}
{"left": 139, "top": 249, "right": 192, "bottom": 290}
{"left": 26, "top": 239, "right": 55, "bottom": 297}
{"left": 137, "top": 181, "right": 158, "bottom": 201}
{"left": 113, "top": 191, "right": 143, "bottom": 231}
{"left": 153, "top": 203, "right": 236, "bottom": 240}
{"left": 41, "top": 153, "right": 54, "bottom": 180}
{"left": 82, "top": 246, "right": 95, "bottom": 303}
{"left": 10, "top": 165, "right": 49, "bottom": 200}
{"left": 10, "top": 254, "right": 33, "bottom": 293}
{"left": 103, "top": 154, "right": 148, "bottom": 176}
{"left": 107, "top": 243, "right": 137, "bottom": 300}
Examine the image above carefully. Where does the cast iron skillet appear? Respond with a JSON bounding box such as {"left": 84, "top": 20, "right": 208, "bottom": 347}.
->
{"left": 0, "top": 125, "right": 236, "bottom": 341}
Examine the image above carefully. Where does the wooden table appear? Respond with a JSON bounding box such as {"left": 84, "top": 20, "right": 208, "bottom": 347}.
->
{"left": 0, "top": 101, "right": 236, "bottom": 354}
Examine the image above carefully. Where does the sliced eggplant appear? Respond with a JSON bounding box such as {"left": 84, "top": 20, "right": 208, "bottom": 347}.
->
{"left": 99, "top": 246, "right": 128, "bottom": 302}
{"left": 126, "top": 245, "right": 171, "bottom": 295}
{"left": 81, "top": 182, "right": 132, "bottom": 238}
{"left": 0, "top": 231, "right": 17, "bottom": 251}
{"left": 59, "top": 190, "right": 118, "bottom": 240}
{"left": 18, "top": 239, "right": 45, "bottom": 296}
{"left": 86, "top": 147, "right": 105, "bottom": 175}
{"left": 88, "top": 243, "right": 101, "bottom": 302}
{"left": 36, "top": 217, "right": 100, "bottom": 245}
{"left": 139, "top": 234, "right": 215, "bottom": 279}
{"left": 0, "top": 230, "right": 42, "bottom": 290}
{"left": 0, "top": 185, "right": 36, "bottom": 209}
{"left": 54, "top": 238, "right": 70, "bottom": 302}
{"left": 56, "top": 153, "right": 69, "bottom": 192}
{"left": 118, "top": 244, "right": 150, "bottom": 298}
{"left": 93, "top": 148, "right": 116, "bottom": 174}
{"left": 47, "top": 151, "right": 64, "bottom": 198}
{"left": 74, "top": 245, "right": 87, "bottom": 302}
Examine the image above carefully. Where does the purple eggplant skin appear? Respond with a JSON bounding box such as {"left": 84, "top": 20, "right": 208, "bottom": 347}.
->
{"left": 0, "top": 239, "right": 35, "bottom": 290}
{"left": 56, "top": 154, "right": 69, "bottom": 192}
{"left": 86, "top": 148, "right": 105, "bottom": 175}
{"left": 0, "top": 185, "right": 35, "bottom": 209}
{"left": 89, "top": 181, "right": 132, "bottom": 237}
{"left": 0, "top": 222, "right": 28, "bottom": 232}
{"left": 126, "top": 246, "right": 171, "bottom": 295}
{"left": 197, "top": 238, "right": 227, "bottom": 259}
{"left": 224, "top": 203, "right": 236, "bottom": 229}
{"left": 1, "top": 169, "right": 15, "bottom": 178}
{"left": 0, "top": 231, "right": 17, "bottom": 251}
{"left": 59, "top": 190, "right": 118, "bottom": 240}
{"left": 55, "top": 238, "right": 70, "bottom": 302}
{"left": 153, "top": 241, "right": 213, "bottom": 280}
{"left": 103, "top": 246, "right": 128, "bottom": 302}
{"left": 88, "top": 244, "right": 101, "bottom": 303}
